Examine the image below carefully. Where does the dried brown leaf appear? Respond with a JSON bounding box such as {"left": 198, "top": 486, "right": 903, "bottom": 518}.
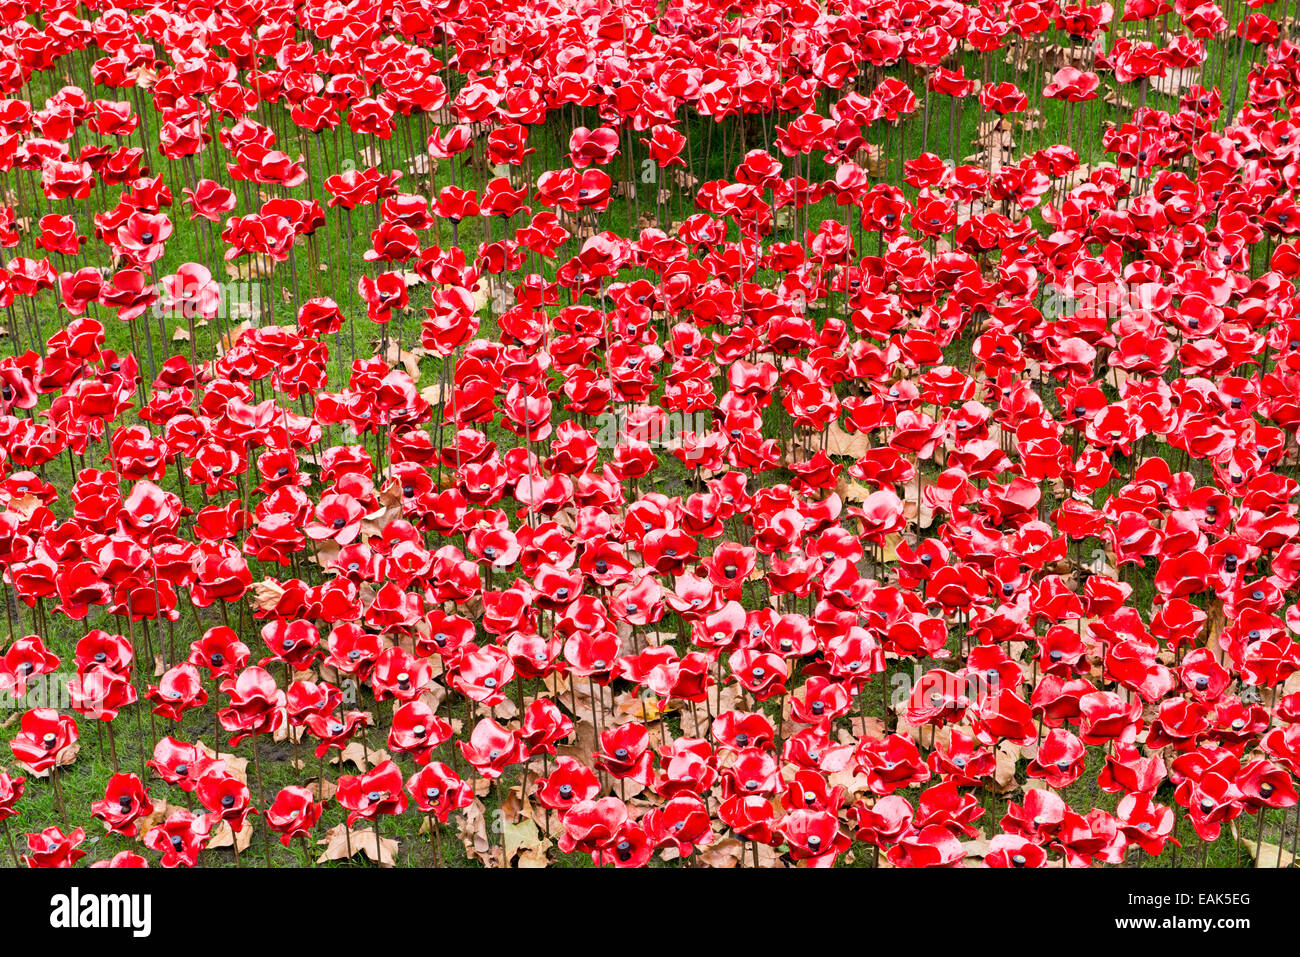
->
{"left": 317, "top": 822, "right": 399, "bottom": 866}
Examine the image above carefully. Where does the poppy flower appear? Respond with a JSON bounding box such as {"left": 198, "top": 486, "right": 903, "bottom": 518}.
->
{"left": 557, "top": 797, "right": 628, "bottom": 855}
{"left": 387, "top": 700, "right": 453, "bottom": 766}
{"left": 146, "top": 663, "right": 208, "bottom": 722}
{"left": 90, "top": 773, "right": 151, "bottom": 837}
{"left": 645, "top": 795, "right": 715, "bottom": 857}
{"left": 978, "top": 82, "right": 1029, "bottom": 115}
{"left": 196, "top": 767, "right": 257, "bottom": 834}
{"left": 887, "top": 824, "right": 966, "bottom": 868}
{"left": 143, "top": 809, "right": 210, "bottom": 868}
{"left": 459, "top": 718, "right": 523, "bottom": 780}
{"left": 265, "top": 786, "right": 324, "bottom": 846}
{"left": 336, "top": 760, "right": 409, "bottom": 827}
{"left": 190, "top": 627, "right": 250, "bottom": 679}
{"left": 594, "top": 723, "right": 657, "bottom": 786}
{"left": 23, "top": 826, "right": 86, "bottom": 868}
{"left": 260, "top": 619, "right": 322, "bottom": 671}
{"left": 217, "top": 667, "right": 285, "bottom": 746}
{"left": 0, "top": 770, "right": 25, "bottom": 822}
{"left": 407, "top": 763, "right": 475, "bottom": 823}
{"left": 1027, "top": 730, "right": 1087, "bottom": 788}
{"left": 10, "top": 708, "right": 78, "bottom": 774}
{"left": 1, "top": 635, "right": 60, "bottom": 698}
{"left": 148, "top": 738, "right": 219, "bottom": 792}
{"left": 537, "top": 757, "right": 603, "bottom": 812}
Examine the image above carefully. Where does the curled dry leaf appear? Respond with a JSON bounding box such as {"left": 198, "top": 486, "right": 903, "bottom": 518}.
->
{"left": 502, "top": 817, "right": 551, "bottom": 868}
{"left": 455, "top": 799, "right": 496, "bottom": 867}
{"left": 555, "top": 719, "right": 598, "bottom": 765}
{"left": 249, "top": 577, "right": 288, "bottom": 612}
{"left": 993, "top": 740, "right": 1022, "bottom": 795}
{"left": 803, "top": 422, "right": 871, "bottom": 460}
{"left": 419, "top": 381, "right": 447, "bottom": 407}
{"left": 207, "top": 818, "right": 253, "bottom": 853}
{"left": 196, "top": 740, "right": 249, "bottom": 784}
{"left": 612, "top": 689, "right": 669, "bottom": 725}
{"left": 317, "top": 822, "right": 399, "bottom": 866}
{"left": 307, "top": 777, "right": 337, "bottom": 801}
{"left": 381, "top": 339, "right": 422, "bottom": 379}
{"left": 699, "top": 836, "right": 745, "bottom": 868}
{"left": 332, "top": 740, "right": 378, "bottom": 770}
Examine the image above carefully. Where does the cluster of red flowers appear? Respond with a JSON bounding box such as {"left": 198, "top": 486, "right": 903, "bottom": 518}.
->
{"left": 0, "top": 0, "right": 1298, "bottom": 869}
